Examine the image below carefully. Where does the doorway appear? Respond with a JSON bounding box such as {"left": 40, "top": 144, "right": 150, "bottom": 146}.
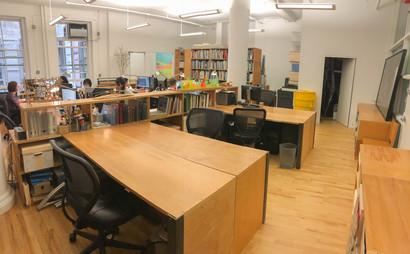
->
{"left": 321, "top": 57, "right": 356, "bottom": 127}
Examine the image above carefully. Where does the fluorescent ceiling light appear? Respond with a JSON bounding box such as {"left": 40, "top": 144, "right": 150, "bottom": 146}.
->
{"left": 179, "top": 9, "right": 221, "bottom": 19}
{"left": 83, "top": 0, "right": 96, "bottom": 3}
{"left": 65, "top": 0, "right": 202, "bottom": 27}
{"left": 49, "top": 15, "right": 65, "bottom": 26}
{"left": 126, "top": 22, "right": 150, "bottom": 30}
{"left": 180, "top": 32, "right": 206, "bottom": 37}
{"left": 248, "top": 28, "right": 264, "bottom": 33}
{"left": 276, "top": 3, "right": 336, "bottom": 10}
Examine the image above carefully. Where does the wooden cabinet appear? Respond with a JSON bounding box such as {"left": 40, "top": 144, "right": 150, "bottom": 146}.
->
{"left": 355, "top": 103, "right": 399, "bottom": 158}
{"left": 347, "top": 145, "right": 410, "bottom": 254}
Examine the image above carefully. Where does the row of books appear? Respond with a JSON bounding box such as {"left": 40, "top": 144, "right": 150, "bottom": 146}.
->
{"left": 184, "top": 92, "right": 211, "bottom": 112}
{"left": 101, "top": 100, "right": 148, "bottom": 125}
{"left": 157, "top": 95, "right": 182, "bottom": 115}
{"left": 27, "top": 109, "right": 60, "bottom": 137}
{"left": 191, "top": 60, "right": 228, "bottom": 70}
{"left": 192, "top": 49, "right": 228, "bottom": 60}
{"left": 192, "top": 70, "right": 227, "bottom": 81}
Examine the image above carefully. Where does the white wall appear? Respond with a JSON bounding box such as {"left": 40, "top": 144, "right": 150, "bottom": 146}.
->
{"left": 299, "top": 0, "right": 399, "bottom": 127}
{"left": 254, "top": 35, "right": 292, "bottom": 89}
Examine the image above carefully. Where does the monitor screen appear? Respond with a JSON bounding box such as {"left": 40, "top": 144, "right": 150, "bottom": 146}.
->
{"left": 137, "top": 76, "right": 150, "bottom": 88}
{"left": 241, "top": 85, "right": 252, "bottom": 100}
{"left": 250, "top": 86, "right": 262, "bottom": 101}
{"left": 62, "top": 88, "right": 76, "bottom": 101}
{"left": 376, "top": 49, "right": 407, "bottom": 121}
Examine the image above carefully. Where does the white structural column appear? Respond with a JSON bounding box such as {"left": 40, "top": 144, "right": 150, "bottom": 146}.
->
{"left": 227, "top": 0, "right": 250, "bottom": 91}
{"left": 0, "top": 140, "right": 14, "bottom": 215}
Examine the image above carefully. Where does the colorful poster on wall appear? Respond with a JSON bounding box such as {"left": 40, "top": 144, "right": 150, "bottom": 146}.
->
{"left": 155, "top": 52, "right": 173, "bottom": 78}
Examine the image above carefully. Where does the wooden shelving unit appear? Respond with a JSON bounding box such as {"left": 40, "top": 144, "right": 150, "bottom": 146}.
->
{"left": 174, "top": 48, "right": 192, "bottom": 77}
{"left": 247, "top": 48, "right": 262, "bottom": 85}
{"left": 289, "top": 51, "right": 300, "bottom": 87}
{"left": 180, "top": 48, "right": 262, "bottom": 84}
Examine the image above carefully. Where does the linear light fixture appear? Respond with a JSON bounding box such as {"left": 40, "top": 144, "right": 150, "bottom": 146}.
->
{"left": 276, "top": 3, "right": 336, "bottom": 10}
{"left": 126, "top": 22, "right": 150, "bottom": 31}
{"left": 49, "top": 15, "right": 66, "bottom": 26}
{"left": 248, "top": 28, "right": 264, "bottom": 33}
{"left": 179, "top": 9, "right": 221, "bottom": 19}
{"left": 64, "top": 0, "right": 203, "bottom": 27}
{"left": 83, "top": 0, "right": 96, "bottom": 3}
{"left": 180, "top": 32, "right": 206, "bottom": 37}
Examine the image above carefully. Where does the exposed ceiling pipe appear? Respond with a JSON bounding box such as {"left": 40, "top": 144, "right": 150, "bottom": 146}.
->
{"left": 64, "top": 0, "right": 203, "bottom": 27}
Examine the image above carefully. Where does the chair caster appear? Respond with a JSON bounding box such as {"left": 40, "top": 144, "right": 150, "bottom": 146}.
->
{"left": 69, "top": 232, "right": 77, "bottom": 243}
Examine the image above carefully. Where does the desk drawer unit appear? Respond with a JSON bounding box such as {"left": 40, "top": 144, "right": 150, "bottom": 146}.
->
{"left": 22, "top": 143, "right": 54, "bottom": 173}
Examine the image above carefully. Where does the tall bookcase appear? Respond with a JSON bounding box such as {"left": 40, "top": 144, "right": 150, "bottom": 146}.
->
{"left": 289, "top": 51, "right": 300, "bottom": 87}
{"left": 174, "top": 48, "right": 192, "bottom": 77}
{"left": 247, "top": 48, "right": 262, "bottom": 85}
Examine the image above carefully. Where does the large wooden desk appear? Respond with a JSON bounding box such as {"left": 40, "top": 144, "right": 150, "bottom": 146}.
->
{"left": 106, "top": 122, "right": 269, "bottom": 254}
{"left": 359, "top": 145, "right": 410, "bottom": 254}
{"left": 211, "top": 105, "right": 316, "bottom": 168}
{"left": 63, "top": 123, "right": 267, "bottom": 254}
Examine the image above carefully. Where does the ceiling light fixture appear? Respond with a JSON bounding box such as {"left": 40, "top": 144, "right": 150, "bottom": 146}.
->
{"left": 83, "top": 0, "right": 96, "bottom": 3}
{"left": 179, "top": 9, "right": 221, "bottom": 19}
{"left": 49, "top": 15, "right": 66, "bottom": 26}
{"left": 180, "top": 32, "right": 207, "bottom": 37}
{"left": 275, "top": 3, "right": 336, "bottom": 10}
{"left": 126, "top": 22, "right": 150, "bottom": 31}
{"left": 48, "top": 0, "right": 65, "bottom": 26}
{"left": 64, "top": 0, "right": 202, "bottom": 27}
{"left": 248, "top": 28, "right": 265, "bottom": 33}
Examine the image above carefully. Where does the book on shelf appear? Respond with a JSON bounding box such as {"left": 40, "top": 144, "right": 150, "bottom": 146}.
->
{"left": 184, "top": 92, "right": 211, "bottom": 112}
{"left": 101, "top": 99, "right": 147, "bottom": 126}
{"left": 192, "top": 70, "right": 227, "bottom": 81}
{"left": 155, "top": 95, "right": 181, "bottom": 115}
{"left": 192, "top": 49, "right": 228, "bottom": 60}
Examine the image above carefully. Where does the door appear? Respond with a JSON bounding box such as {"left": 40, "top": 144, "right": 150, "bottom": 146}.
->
{"left": 336, "top": 58, "right": 356, "bottom": 127}
{"left": 129, "top": 52, "right": 145, "bottom": 76}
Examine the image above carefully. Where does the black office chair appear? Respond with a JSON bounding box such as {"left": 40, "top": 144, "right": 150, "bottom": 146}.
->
{"left": 186, "top": 108, "right": 225, "bottom": 139}
{"left": 260, "top": 90, "right": 276, "bottom": 107}
{"left": 0, "top": 111, "right": 17, "bottom": 130}
{"left": 50, "top": 140, "right": 146, "bottom": 254}
{"left": 229, "top": 108, "right": 266, "bottom": 147}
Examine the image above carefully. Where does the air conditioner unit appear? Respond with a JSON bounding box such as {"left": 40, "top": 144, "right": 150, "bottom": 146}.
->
{"left": 68, "top": 23, "right": 88, "bottom": 39}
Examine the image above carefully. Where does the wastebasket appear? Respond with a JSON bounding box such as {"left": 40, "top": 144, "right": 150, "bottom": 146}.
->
{"left": 279, "top": 143, "right": 297, "bottom": 169}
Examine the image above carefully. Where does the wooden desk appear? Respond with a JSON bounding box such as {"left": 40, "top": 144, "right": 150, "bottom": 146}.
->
{"left": 105, "top": 122, "right": 269, "bottom": 254}
{"left": 64, "top": 129, "right": 236, "bottom": 254}
{"left": 211, "top": 105, "right": 316, "bottom": 168}
{"left": 359, "top": 145, "right": 410, "bottom": 254}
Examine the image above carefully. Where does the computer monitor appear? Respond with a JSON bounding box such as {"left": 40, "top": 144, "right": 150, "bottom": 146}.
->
{"left": 241, "top": 85, "right": 261, "bottom": 102}
{"left": 61, "top": 88, "right": 77, "bottom": 101}
{"left": 137, "top": 76, "right": 151, "bottom": 89}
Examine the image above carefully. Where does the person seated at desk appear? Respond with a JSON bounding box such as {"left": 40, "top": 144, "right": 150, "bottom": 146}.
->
{"left": 57, "top": 75, "right": 73, "bottom": 89}
{"left": 116, "top": 77, "right": 134, "bottom": 94}
{"left": 82, "top": 78, "right": 92, "bottom": 88}
{"left": 78, "top": 78, "right": 93, "bottom": 98}
{"left": 6, "top": 81, "right": 21, "bottom": 125}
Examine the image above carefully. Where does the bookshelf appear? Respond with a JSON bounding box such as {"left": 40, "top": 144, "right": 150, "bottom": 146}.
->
{"left": 288, "top": 51, "right": 300, "bottom": 87}
{"left": 247, "top": 48, "right": 262, "bottom": 85}
{"left": 174, "top": 48, "right": 192, "bottom": 77}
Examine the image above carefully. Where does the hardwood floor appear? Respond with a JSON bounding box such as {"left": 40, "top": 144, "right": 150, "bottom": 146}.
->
{"left": 0, "top": 120, "right": 356, "bottom": 254}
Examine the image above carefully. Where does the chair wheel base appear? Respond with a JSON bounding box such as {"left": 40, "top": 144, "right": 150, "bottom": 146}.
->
{"left": 69, "top": 232, "right": 77, "bottom": 243}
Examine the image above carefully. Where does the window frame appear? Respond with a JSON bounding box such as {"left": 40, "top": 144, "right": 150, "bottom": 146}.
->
{"left": 56, "top": 21, "right": 91, "bottom": 88}
{"left": 0, "top": 16, "right": 28, "bottom": 89}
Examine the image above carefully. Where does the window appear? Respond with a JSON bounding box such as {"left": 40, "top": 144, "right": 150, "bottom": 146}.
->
{"left": 0, "top": 19, "right": 25, "bottom": 87}
{"left": 56, "top": 23, "right": 88, "bottom": 88}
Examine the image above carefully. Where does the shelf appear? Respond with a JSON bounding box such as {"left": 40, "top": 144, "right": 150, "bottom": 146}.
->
{"left": 149, "top": 112, "right": 183, "bottom": 121}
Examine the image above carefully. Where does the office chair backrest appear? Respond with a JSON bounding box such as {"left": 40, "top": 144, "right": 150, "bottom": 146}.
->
{"left": 260, "top": 90, "right": 276, "bottom": 107}
{"left": 186, "top": 108, "right": 225, "bottom": 139}
{"left": 50, "top": 140, "right": 100, "bottom": 217}
{"left": 0, "top": 111, "right": 17, "bottom": 130}
{"left": 233, "top": 108, "right": 266, "bottom": 139}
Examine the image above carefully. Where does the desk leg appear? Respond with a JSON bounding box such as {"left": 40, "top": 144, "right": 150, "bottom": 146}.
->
{"left": 296, "top": 124, "right": 303, "bottom": 169}
{"left": 262, "top": 154, "right": 269, "bottom": 224}
{"left": 168, "top": 216, "right": 184, "bottom": 254}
